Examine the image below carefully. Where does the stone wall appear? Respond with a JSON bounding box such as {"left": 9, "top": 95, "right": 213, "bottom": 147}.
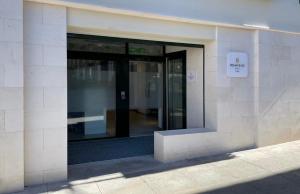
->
{"left": 256, "top": 31, "right": 300, "bottom": 146}
{"left": 0, "top": 0, "right": 24, "bottom": 193}
{"left": 215, "top": 27, "right": 256, "bottom": 150}
{"left": 23, "top": 2, "right": 68, "bottom": 186}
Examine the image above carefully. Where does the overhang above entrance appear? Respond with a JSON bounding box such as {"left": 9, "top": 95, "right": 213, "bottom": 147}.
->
{"left": 67, "top": 8, "right": 216, "bottom": 45}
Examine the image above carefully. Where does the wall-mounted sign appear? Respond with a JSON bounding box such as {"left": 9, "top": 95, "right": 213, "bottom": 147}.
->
{"left": 227, "top": 52, "right": 248, "bottom": 78}
{"left": 187, "top": 71, "right": 197, "bottom": 82}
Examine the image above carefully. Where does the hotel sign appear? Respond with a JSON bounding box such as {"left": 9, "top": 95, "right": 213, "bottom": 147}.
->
{"left": 227, "top": 52, "right": 248, "bottom": 78}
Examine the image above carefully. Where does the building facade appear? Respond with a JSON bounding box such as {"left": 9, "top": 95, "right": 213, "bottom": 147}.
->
{"left": 0, "top": 0, "right": 300, "bottom": 193}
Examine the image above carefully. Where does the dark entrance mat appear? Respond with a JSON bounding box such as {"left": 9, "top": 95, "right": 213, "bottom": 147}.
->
{"left": 68, "top": 135, "right": 154, "bottom": 165}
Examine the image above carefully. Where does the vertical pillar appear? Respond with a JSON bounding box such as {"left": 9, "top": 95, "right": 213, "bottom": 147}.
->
{"left": 23, "top": 2, "right": 67, "bottom": 186}
{"left": 0, "top": 0, "right": 24, "bottom": 193}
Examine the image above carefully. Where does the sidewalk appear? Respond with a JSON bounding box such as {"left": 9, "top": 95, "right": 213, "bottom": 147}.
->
{"left": 15, "top": 140, "right": 300, "bottom": 194}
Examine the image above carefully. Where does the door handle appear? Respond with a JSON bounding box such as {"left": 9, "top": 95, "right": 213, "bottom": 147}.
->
{"left": 121, "top": 91, "right": 126, "bottom": 100}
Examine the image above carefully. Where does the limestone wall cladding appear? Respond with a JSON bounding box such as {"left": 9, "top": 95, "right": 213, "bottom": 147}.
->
{"left": 0, "top": 0, "right": 24, "bottom": 193}
{"left": 213, "top": 27, "right": 257, "bottom": 150}
{"left": 23, "top": 2, "right": 67, "bottom": 186}
{"left": 256, "top": 31, "right": 300, "bottom": 146}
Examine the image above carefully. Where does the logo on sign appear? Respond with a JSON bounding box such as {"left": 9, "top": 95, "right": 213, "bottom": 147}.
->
{"left": 227, "top": 52, "right": 248, "bottom": 78}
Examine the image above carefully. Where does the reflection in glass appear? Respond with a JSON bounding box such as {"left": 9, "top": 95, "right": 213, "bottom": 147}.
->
{"left": 129, "top": 61, "right": 163, "bottom": 136}
{"left": 68, "top": 37, "right": 125, "bottom": 54}
{"left": 68, "top": 59, "right": 116, "bottom": 140}
{"left": 129, "top": 43, "right": 163, "bottom": 56}
{"left": 168, "top": 58, "right": 185, "bottom": 129}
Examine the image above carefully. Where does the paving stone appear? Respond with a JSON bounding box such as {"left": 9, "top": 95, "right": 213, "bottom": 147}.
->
{"left": 141, "top": 169, "right": 198, "bottom": 194}
{"left": 97, "top": 177, "right": 154, "bottom": 194}
{"left": 17, "top": 140, "right": 300, "bottom": 194}
{"left": 47, "top": 182, "right": 100, "bottom": 194}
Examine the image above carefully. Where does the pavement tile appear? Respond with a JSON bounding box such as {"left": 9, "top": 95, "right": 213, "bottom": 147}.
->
{"left": 47, "top": 182, "right": 100, "bottom": 194}
{"left": 141, "top": 169, "right": 197, "bottom": 194}
{"left": 97, "top": 177, "right": 155, "bottom": 194}
{"left": 15, "top": 140, "right": 300, "bottom": 194}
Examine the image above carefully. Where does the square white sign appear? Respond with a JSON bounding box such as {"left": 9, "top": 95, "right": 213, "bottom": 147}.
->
{"left": 227, "top": 52, "right": 248, "bottom": 78}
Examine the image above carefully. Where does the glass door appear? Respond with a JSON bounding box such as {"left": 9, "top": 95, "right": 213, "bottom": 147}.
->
{"left": 166, "top": 51, "right": 187, "bottom": 130}
{"left": 129, "top": 60, "right": 163, "bottom": 136}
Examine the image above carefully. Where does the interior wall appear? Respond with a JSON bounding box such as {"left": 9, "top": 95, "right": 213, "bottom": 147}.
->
{"left": 166, "top": 46, "right": 204, "bottom": 128}
{"left": 24, "top": 2, "right": 68, "bottom": 186}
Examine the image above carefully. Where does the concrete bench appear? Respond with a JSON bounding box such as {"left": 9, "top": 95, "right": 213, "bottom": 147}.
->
{"left": 154, "top": 128, "right": 231, "bottom": 163}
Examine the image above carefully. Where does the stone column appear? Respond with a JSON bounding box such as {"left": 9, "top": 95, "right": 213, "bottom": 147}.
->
{"left": 23, "top": 2, "right": 67, "bottom": 186}
{"left": 0, "top": 0, "right": 24, "bottom": 193}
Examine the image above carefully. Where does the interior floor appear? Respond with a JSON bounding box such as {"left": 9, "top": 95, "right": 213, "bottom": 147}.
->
{"left": 129, "top": 110, "right": 160, "bottom": 137}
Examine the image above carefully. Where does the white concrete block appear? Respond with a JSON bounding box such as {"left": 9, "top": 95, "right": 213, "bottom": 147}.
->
{"left": 24, "top": 44, "right": 43, "bottom": 66}
{"left": 0, "top": 42, "right": 22, "bottom": 66}
{"left": 4, "top": 110, "right": 23, "bottom": 132}
{"left": 43, "top": 127, "right": 67, "bottom": 151}
{"left": 24, "top": 23, "right": 66, "bottom": 46}
{"left": 24, "top": 87, "right": 44, "bottom": 111}
{"left": 43, "top": 4, "right": 66, "bottom": 25}
{"left": 0, "top": 110, "right": 4, "bottom": 132}
{"left": 4, "top": 64, "right": 23, "bottom": 87}
{"left": 0, "top": 65, "right": 4, "bottom": 87}
{"left": 0, "top": 0, "right": 22, "bottom": 20}
{"left": 232, "top": 87, "right": 254, "bottom": 102}
{"left": 25, "top": 66, "right": 67, "bottom": 87}
{"left": 23, "top": 1, "right": 68, "bottom": 187}
{"left": 0, "top": 88, "right": 23, "bottom": 110}
{"left": 155, "top": 129, "right": 233, "bottom": 163}
{"left": 43, "top": 87, "right": 67, "bottom": 110}
{"left": 43, "top": 168, "right": 67, "bottom": 184}
{"left": 24, "top": 171, "right": 44, "bottom": 186}
{"left": 25, "top": 129, "right": 44, "bottom": 174}
{"left": 205, "top": 56, "right": 217, "bottom": 72}
{"left": 24, "top": 2, "right": 43, "bottom": 25}
{"left": 43, "top": 147, "right": 67, "bottom": 172}
{"left": 2, "top": 19, "right": 23, "bottom": 42}
{"left": 25, "top": 110, "right": 67, "bottom": 131}
{"left": 217, "top": 41, "right": 231, "bottom": 58}
{"left": 0, "top": 176, "right": 24, "bottom": 194}
{"left": 44, "top": 45, "right": 67, "bottom": 66}
{"left": 2, "top": 132, "right": 24, "bottom": 182}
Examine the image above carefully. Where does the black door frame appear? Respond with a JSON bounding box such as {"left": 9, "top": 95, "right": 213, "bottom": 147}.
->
{"left": 165, "top": 50, "right": 187, "bottom": 130}
{"left": 67, "top": 33, "right": 205, "bottom": 141}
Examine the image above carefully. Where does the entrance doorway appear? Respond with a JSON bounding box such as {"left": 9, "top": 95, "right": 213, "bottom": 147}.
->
{"left": 129, "top": 60, "right": 163, "bottom": 137}
{"left": 67, "top": 34, "right": 187, "bottom": 141}
{"left": 67, "top": 34, "right": 202, "bottom": 163}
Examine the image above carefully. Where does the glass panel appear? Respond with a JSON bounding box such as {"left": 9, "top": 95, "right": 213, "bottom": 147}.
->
{"left": 68, "top": 37, "right": 126, "bottom": 54}
{"left": 168, "top": 58, "right": 185, "bottom": 129}
{"left": 68, "top": 59, "right": 116, "bottom": 140}
{"left": 129, "top": 60, "right": 163, "bottom": 136}
{"left": 129, "top": 43, "right": 163, "bottom": 56}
